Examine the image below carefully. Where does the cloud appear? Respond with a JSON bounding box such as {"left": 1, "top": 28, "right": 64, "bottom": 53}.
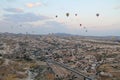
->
{"left": 0, "top": 20, "right": 17, "bottom": 33}
{"left": 30, "top": 21, "right": 70, "bottom": 34}
{"left": 3, "top": 13, "right": 49, "bottom": 23}
{"left": 114, "top": 5, "right": 120, "bottom": 10}
{"left": 0, "top": 19, "right": 120, "bottom": 36}
{"left": 0, "top": 20, "right": 69, "bottom": 34}
{"left": 6, "top": 0, "right": 16, "bottom": 3}
{"left": 4, "top": 8, "right": 24, "bottom": 13}
{"left": 26, "top": 2, "right": 42, "bottom": 8}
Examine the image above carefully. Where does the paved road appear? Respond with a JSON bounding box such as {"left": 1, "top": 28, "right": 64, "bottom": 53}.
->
{"left": 46, "top": 60, "right": 93, "bottom": 80}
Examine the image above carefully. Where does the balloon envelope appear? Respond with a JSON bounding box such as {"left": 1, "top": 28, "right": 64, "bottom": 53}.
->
{"left": 96, "top": 13, "right": 99, "bottom": 17}
{"left": 80, "top": 24, "right": 82, "bottom": 26}
{"left": 75, "top": 14, "right": 77, "bottom": 16}
{"left": 55, "top": 15, "right": 58, "bottom": 18}
{"left": 66, "top": 13, "right": 69, "bottom": 17}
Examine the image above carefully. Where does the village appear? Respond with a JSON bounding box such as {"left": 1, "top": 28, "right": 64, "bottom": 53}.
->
{"left": 0, "top": 33, "right": 120, "bottom": 80}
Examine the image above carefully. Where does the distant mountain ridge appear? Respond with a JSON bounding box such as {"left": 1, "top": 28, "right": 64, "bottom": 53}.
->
{"left": 0, "top": 32, "right": 120, "bottom": 40}
{"left": 52, "top": 33, "right": 120, "bottom": 40}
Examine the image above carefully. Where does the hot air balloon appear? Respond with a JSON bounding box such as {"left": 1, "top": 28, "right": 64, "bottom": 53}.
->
{"left": 66, "top": 13, "right": 69, "bottom": 17}
{"left": 96, "top": 13, "right": 99, "bottom": 17}
{"left": 55, "top": 15, "right": 58, "bottom": 18}
{"left": 80, "top": 24, "right": 82, "bottom": 26}
{"left": 75, "top": 14, "right": 77, "bottom": 16}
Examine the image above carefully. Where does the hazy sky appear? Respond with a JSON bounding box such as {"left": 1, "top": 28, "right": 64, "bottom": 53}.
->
{"left": 0, "top": 0, "right": 120, "bottom": 36}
